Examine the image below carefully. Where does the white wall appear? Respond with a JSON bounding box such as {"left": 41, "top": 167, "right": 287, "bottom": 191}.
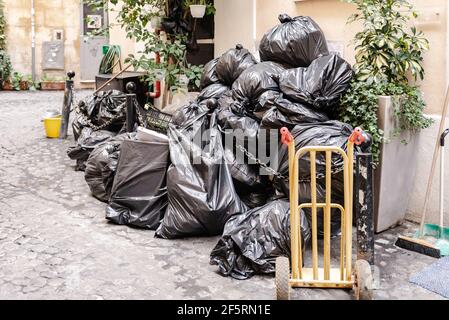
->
{"left": 407, "top": 115, "right": 449, "bottom": 226}
{"left": 214, "top": 0, "right": 257, "bottom": 57}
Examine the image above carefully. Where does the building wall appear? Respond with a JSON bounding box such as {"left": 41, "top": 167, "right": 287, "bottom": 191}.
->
{"left": 214, "top": 0, "right": 257, "bottom": 56}
{"left": 3, "top": 0, "right": 91, "bottom": 87}
{"left": 256, "top": 0, "right": 448, "bottom": 115}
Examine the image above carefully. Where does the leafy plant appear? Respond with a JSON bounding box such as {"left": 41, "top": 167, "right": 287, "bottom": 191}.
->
{"left": 0, "top": 49, "right": 12, "bottom": 83}
{"left": 25, "top": 74, "right": 40, "bottom": 91}
{"left": 87, "top": 0, "right": 209, "bottom": 97}
{"left": 11, "top": 71, "right": 23, "bottom": 91}
{"left": 183, "top": 0, "right": 216, "bottom": 16}
{"left": 0, "top": 0, "right": 6, "bottom": 51}
{"left": 340, "top": 0, "right": 432, "bottom": 162}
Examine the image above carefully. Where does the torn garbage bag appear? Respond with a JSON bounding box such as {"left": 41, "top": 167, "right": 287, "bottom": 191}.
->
{"left": 67, "top": 128, "right": 116, "bottom": 171}
{"left": 274, "top": 121, "right": 353, "bottom": 236}
{"left": 84, "top": 133, "right": 135, "bottom": 203}
{"left": 215, "top": 44, "right": 258, "bottom": 86}
{"left": 200, "top": 58, "right": 220, "bottom": 89}
{"left": 106, "top": 139, "right": 169, "bottom": 230}
{"left": 210, "top": 199, "right": 311, "bottom": 280}
{"left": 259, "top": 14, "right": 329, "bottom": 68}
{"left": 156, "top": 111, "right": 247, "bottom": 239}
{"left": 279, "top": 54, "right": 353, "bottom": 114}
{"left": 231, "top": 62, "right": 286, "bottom": 112}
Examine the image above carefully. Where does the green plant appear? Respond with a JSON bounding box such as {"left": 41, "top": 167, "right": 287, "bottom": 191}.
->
{"left": 340, "top": 0, "right": 432, "bottom": 162}
{"left": 0, "top": 0, "right": 6, "bottom": 51}
{"left": 86, "top": 0, "right": 210, "bottom": 95}
{"left": 11, "top": 71, "right": 23, "bottom": 91}
{"left": 25, "top": 74, "right": 40, "bottom": 91}
{"left": 0, "top": 49, "right": 12, "bottom": 83}
{"left": 183, "top": 0, "right": 216, "bottom": 16}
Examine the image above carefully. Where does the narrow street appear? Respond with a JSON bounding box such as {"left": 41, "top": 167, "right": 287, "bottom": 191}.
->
{"left": 0, "top": 91, "right": 444, "bottom": 300}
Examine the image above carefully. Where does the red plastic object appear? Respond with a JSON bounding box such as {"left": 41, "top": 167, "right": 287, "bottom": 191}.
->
{"left": 280, "top": 127, "right": 294, "bottom": 145}
{"left": 349, "top": 127, "right": 365, "bottom": 146}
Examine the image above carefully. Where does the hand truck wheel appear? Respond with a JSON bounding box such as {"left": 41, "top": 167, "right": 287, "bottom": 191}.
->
{"left": 275, "top": 257, "right": 290, "bottom": 300}
{"left": 353, "top": 259, "right": 374, "bottom": 300}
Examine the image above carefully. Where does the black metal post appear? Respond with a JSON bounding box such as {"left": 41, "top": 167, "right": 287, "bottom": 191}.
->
{"left": 126, "top": 82, "right": 137, "bottom": 133}
{"left": 354, "top": 133, "right": 375, "bottom": 266}
{"left": 59, "top": 71, "right": 75, "bottom": 139}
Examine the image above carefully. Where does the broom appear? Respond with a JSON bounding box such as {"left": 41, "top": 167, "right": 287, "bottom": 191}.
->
{"left": 395, "top": 86, "right": 449, "bottom": 258}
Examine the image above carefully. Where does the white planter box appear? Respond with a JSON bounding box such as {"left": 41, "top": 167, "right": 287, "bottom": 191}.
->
{"left": 374, "top": 96, "right": 420, "bottom": 233}
{"left": 190, "top": 5, "right": 206, "bottom": 18}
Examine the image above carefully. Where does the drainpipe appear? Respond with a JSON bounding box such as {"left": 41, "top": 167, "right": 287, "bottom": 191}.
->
{"left": 149, "top": 29, "right": 162, "bottom": 99}
{"left": 31, "top": 0, "right": 36, "bottom": 82}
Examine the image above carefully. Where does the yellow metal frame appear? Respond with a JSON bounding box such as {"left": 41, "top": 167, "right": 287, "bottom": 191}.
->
{"left": 287, "top": 137, "right": 356, "bottom": 289}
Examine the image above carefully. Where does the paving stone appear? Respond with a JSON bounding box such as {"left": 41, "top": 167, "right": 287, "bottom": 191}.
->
{"left": 0, "top": 91, "right": 445, "bottom": 300}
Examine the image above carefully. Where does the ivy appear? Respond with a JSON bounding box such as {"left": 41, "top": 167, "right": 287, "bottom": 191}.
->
{"left": 340, "top": 0, "right": 433, "bottom": 163}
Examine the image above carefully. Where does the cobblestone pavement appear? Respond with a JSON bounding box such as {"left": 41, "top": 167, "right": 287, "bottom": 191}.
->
{"left": 0, "top": 91, "right": 445, "bottom": 300}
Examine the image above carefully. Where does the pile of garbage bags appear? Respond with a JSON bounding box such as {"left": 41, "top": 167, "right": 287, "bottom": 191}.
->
{"left": 67, "top": 90, "right": 128, "bottom": 171}
{"left": 68, "top": 13, "right": 355, "bottom": 280}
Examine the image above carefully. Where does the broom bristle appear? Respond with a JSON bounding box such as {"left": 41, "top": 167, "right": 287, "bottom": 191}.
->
{"left": 395, "top": 236, "right": 441, "bottom": 258}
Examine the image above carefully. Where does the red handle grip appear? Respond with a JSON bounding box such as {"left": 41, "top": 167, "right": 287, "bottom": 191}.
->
{"left": 280, "top": 127, "right": 294, "bottom": 146}
{"left": 349, "top": 127, "right": 365, "bottom": 146}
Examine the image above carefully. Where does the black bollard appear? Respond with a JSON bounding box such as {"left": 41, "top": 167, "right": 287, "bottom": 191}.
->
{"left": 126, "top": 82, "right": 137, "bottom": 133}
{"left": 59, "top": 71, "right": 75, "bottom": 139}
{"left": 354, "top": 132, "right": 375, "bottom": 266}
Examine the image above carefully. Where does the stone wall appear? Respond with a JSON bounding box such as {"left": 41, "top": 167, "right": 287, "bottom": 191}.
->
{"left": 3, "top": 0, "right": 91, "bottom": 87}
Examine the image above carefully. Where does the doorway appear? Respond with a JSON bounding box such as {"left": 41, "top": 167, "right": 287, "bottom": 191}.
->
{"left": 80, "top": 1, "right": 109, "bottom": 81}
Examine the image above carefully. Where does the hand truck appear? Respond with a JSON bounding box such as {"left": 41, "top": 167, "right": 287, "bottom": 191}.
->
{"left": 275, "top": 127, "right": 374, "bottom": 300}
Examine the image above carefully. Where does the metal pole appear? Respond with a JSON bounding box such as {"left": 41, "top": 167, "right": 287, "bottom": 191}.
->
{"left": 355, "top": 133, "right": 375, "bottom": 266}
{"left": 59, "top": 71, "right": 75, "bottom": 139}
{"left": 31, "top": 0, "right": 36, "bottom": 81}
{"left": 125, "top": 82, "right": 137, "bottom": 133}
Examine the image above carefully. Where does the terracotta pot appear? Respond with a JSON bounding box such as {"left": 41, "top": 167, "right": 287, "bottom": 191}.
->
{"left": 41, "top": 81, "right": 65, "bottom": 91}
{"left": 19, "top": 81, "right": 29, "bottom": 91}
{"left": 1, "top": 81, "right": 13, "bottom": 90}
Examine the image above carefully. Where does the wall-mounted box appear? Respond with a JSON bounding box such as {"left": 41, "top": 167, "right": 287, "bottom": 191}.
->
{"left": 42, "top": 41, "right": 65, "bottom": 70}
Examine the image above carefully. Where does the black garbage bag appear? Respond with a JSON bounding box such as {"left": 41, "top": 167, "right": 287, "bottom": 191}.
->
{"left": 197, "top": 83, "right": 230, "bottom": 102}
{"left": 171, "top": 101, "right": 209, "bottom": 126}
{"left": 260, "top": 93, "right": 329, "bottom": 129}
{"left": 106, "top": 139, "right": 169, "bottom": 230}
{"left": 210, "top": 199, "right": 311, "bottom": 280}
{"left": 215, "top": 44, "right": 258, "bottom": 86}
{"left": 156, "top": 111, "right": 248, "bottom": 239}
{"left": 84, "top": 133, "right": 135, "bottom": 203}
{"left": 279, "top": 55, "right": 353, "bottom": 114}
{"left": 67, "top": 128, "right": 116, "bottom": 171}
{"left": 259, "top": 14, "right": 329, "bottom": 68}
{"left": 274, "top": 121, "right": 353, "bottom": 236}
{"left": 72, "top": 113, "right": 89, "bottom": 142}
{"left": 231, "top": 62, "right": 286, "bottom": 112}
{"left": 200, "top": 58, "right": 220, "bottom": 89}
{"left": 216, "top": 96, "right": 260, "bottom": 141}
{"left": 79, "top": 90, "right": 127, "bottom": 133}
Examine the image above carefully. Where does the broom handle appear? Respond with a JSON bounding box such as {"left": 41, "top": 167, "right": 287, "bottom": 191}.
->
{"left": 94, "top": 64, "right": 132, "bottom": 95}
{"left": 420, "top": 86, "right": 449, "bottom": 236}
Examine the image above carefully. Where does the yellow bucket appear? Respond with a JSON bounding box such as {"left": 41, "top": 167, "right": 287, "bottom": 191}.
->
{"left": 43, "top": 116, "right": 62, "bottom": 138}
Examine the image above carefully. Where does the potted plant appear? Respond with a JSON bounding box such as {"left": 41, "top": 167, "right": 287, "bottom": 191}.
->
{"left": 187, "top": 0, "right": 207, "bottom": 19}
{"left": 8, "top": 71, "right": 28, "bottom": 91}
{"left": 40, "top": 74, "right": 65, "bottom": 90}
{"left": 340, "top": 0, "right": 432, "bottom": 232}
{"left": 0, "top": 49, "right": 12, "bottom": 90}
